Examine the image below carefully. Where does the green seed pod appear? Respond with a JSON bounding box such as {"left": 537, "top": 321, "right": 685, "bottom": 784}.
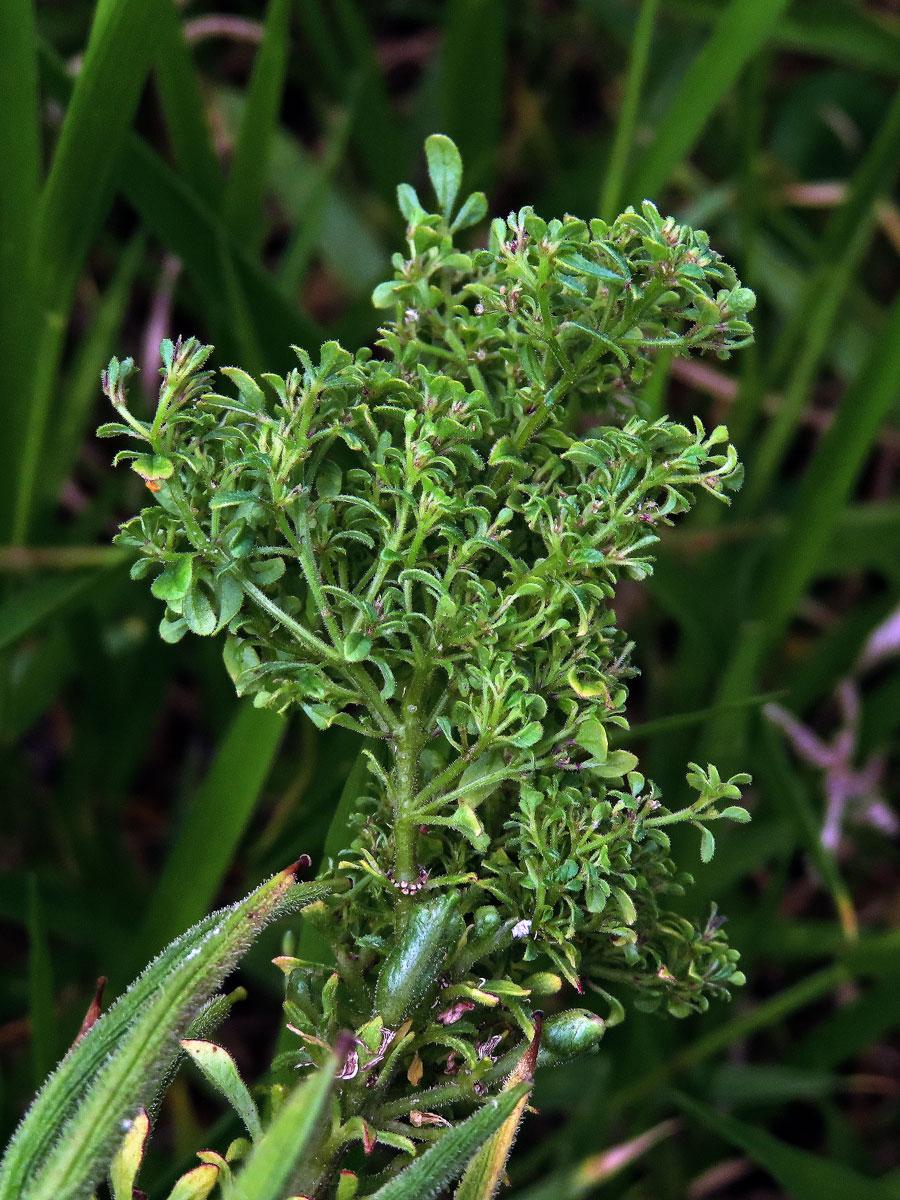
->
{"left": 536, "top": 1009, "right": 606, "bottom": 1067}
{"left": 375, "top": 893, "right": 463, "bottom": 1027}
{"left": 522, "top": 972, "right": 563, "bottom": 997}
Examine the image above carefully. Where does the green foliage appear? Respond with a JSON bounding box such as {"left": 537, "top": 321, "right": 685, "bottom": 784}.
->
{"left": 0, "top": 870, "right": 338, "bottom": 1200}
{"left": 72, "top": 137, "right": 753, "bottom": 1196}
{"left": 4, "top": 5, "right": 899, "bottom": 1199}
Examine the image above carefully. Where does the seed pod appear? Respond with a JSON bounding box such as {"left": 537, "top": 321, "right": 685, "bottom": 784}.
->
{"left": 536, "top": 1009, "right": 605, "bottom": 1067}
{"left": 375, "top": 893, "right": 463, "bottom": 1027}
{"left": 522, "top": 972, "right": 563, "bottom": 997}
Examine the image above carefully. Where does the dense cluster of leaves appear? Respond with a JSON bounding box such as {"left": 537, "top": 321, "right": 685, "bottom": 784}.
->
{"left": 97, "top": 136, "right": 754, "bottom": 1192}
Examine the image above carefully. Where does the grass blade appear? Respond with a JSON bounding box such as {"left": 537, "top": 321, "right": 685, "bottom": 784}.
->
{"left": 745, "top": 85, "right": 900, "bottom": 507}
{"left": 367, "top": 1084, "right": 531, "bottom": 1200}
{"left": 334, "top": 0, "right": 404, "bottom": 200}
{"left": 14, "top": 0, "right": 160, "bottom": 542}
{"left": 454, "top": 1019, "right": 540, "bottom": 1200}
{"left": 231, "top": 1061, "right": 336, "bottom": 1200}
{"left": 676, "top": 1092, "right": 900, "bottom": 1200}
{"left": 599, "top": 0, "right": 659, "bottom": 220}
{"left": 45, "top": 233, "right": 146, "bottom": 502}
{"left": 441, "top": 0, "right": 508, "bottom": 187}
{"left": 37, "top": 44, "right": 320, "bottom": 370}
{"left": 757, "top": 288, "right": 900, "bottom": 635}
{"left": 0, "top": 0, "right": 40, "bottom": 536}
{"left": 278, "top": 94, "right": 359, "bottom": 293}
{"left": 0, "top": 572, "right": 114, "bottom": 655}
{"left": 630, "top": 0, "right": 791, "bottom": 201}
{"left": 152, "top": 0, "right": 221, "bottom": 204}
{"left": 705, "top": 287, "right": 900, "bottom": 756}
{"left": 604, "top": 963, "right": 847, "bottom": 1116}
{"left": 224, "top": 0, "right": 293, "bottom": 249}
{"left": 659, "top": 1, "right": 900, "bottom": 76}
{"left": 0, "top": 869, "right": 335, "bottom": 1200}
{"left": 137, "top": 704, "right": 286, "bottom": 964}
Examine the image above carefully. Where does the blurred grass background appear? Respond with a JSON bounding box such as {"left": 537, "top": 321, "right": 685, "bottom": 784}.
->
{"left": 2, "top": 1, "right": 900, "bottom": 1196}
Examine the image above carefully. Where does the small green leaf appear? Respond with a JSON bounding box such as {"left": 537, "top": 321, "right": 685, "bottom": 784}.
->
{"left": 451, "top": 803, "right": 489, "bottom": 852}
{"left": 151, "top": 556, "right": 193, "bottom": 602}
{"left": 344, "top": 632, "right": 372, "bottom": 662}
{"left": 131, "top": 454, "right": 174, "bottom": 484}
{"left": 181, "top": 1040, "right": 263, "bottom": 1142}
{"left": 220, "top": 366, "right": 265, "bottom": 411}
{"left": 510, "top": 721, "right": 542, "bottom": 748}
{"left": 209, "top": 490, "right": 260, "bottom": 509}
{"left": 183, "top": 582, "right": 217, "bottom": 636}
{"left": 719, "top": 805, "right": 752, "bottom": 823}
{"left": 371, "top": 280, "right": 403, "bottom": 308}
{"left": 215, "top": 575, "right": 243, "bottom": 631}
{"left": 159, "top": 615, "right": 188, "bottom": 644}
{"left": 611, "top": 885, "right": 637, "bottom": 925}
{"left": 575, "top": 718, "right": 609, "bottom": 763}
{"left": 451, "top": 191, "right": 487, "bottom": 233}
{"left": 592, "top": 750, "right": 638, "bottom": 779}
{"left": 699, "top": 825, "right": 716, "bottom": 863}
{"left": 558, "top": 252, "right": 624, "bottom": 283}
{"left": 337, "top": 1170, "right": 360, "bottom": 1199}
{"left": 397, "top": 183, "right": 422, "bottom": 222}
{"left": 457, "top": 752, "right": 506, "bottom": 808}
{"left": 316, "top": 459, "right": 342, "bottom": 498}
{"left": 425, "top": 134, "right": 463, "bottom": 217}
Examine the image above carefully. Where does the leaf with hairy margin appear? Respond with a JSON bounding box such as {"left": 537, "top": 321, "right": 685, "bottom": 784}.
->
{"left": 0, "top": 869, "right": 342, "bottom": 1200}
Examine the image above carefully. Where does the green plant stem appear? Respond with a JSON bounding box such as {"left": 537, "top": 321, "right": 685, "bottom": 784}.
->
{"left": 240, "top": 578, "right": 338, "bottom": 665}
{"left": 391, "top": 671, "right": 429, "bottom": 886}
{"left": 276, "top": 506, "right": 343, "bottom": 648}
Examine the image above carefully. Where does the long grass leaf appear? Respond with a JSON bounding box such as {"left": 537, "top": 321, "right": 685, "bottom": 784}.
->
{"left": 441, "top": 0, "right": 508, "bottom": 187}
{"left": 37, "top": 44, "right": 320, "bottom": 370}
{"left": 231, "top": 1062, "right": 335, "bottom": 1200}
{"left": 705, "top": 288, "right": 900, "bottom": 754}
{"left": 599, "top": 0, "right": 659, "bottom": 220}
{"left": 367, "top": 1084, "right": 532, "bottom": 1200}
{"left": 454, "top": 1020, "right": 539, "bottom": 1200}
{"left": 14, "top": 0, "right": 159, "bottom": 542}
{"left": 757, "top": 289, "right": 900, "bottom": 640}
{"left": 0, "top": 572, "right": 113, "bottom": 655}
{"left": 0, "top": 869, "right": 337, "bottom": 1200}
{"left": 630, "top": 0, "right": 790, "bottom": 201}
{"left": 0, "top": 0, "right": 40, "bottom": 538}
{"left": 658, "top": 1, "right": 900, "bottom": 76}
{"left": 225, "top": 0, "right": 292, "bottom": 249}
{"left": 604, "top": 963, "right": 847, "bottom": 1116}
{"left": 334, "top": 0, "right": 404, "bottom": 199}
{"left": 675, "top": 1092, "right": 900, "bottom": 1200}
{"left": 757, "top": 726, "right": 857, "bottom": 939}
{"left": 152, "top": 0, "right": 221, "bottom": 204}
{"left": 137, "top": 705, "right": 286, "bottom": 963}
{"left": 278, "top": 94, "right": 359, "bottom": 293}
{"left": 745, "top": 86, "right": 900, "bottom": 506}
{"left": 45, "top": 234, "right": 146, "bottom": 502}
